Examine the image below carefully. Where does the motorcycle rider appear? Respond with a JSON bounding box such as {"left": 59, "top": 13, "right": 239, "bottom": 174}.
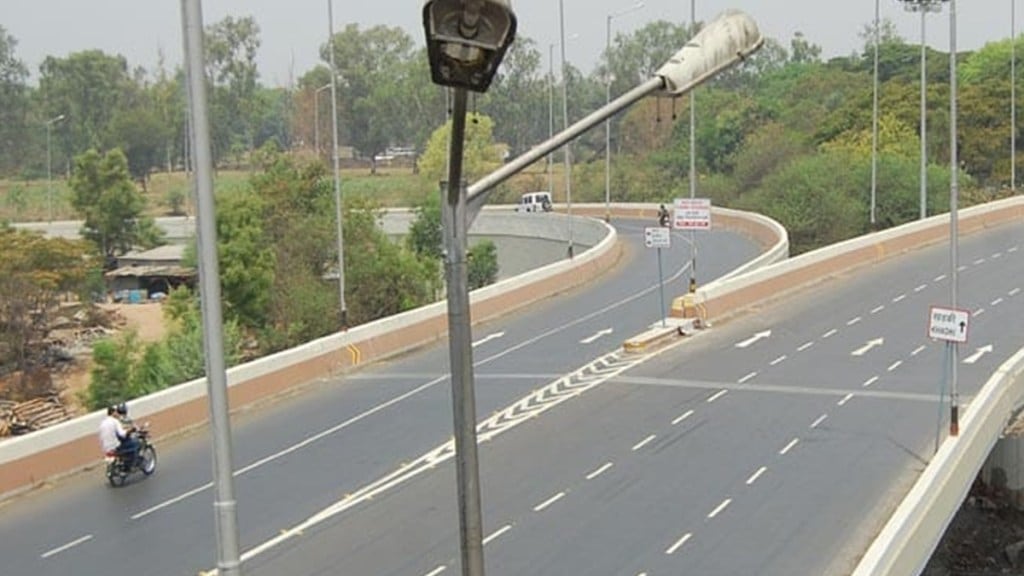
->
{"left": 658, "top": 204, "right": 670, "bottom": 227}
{"left": 98, "top": 403, "right": 139, "bottom": 466}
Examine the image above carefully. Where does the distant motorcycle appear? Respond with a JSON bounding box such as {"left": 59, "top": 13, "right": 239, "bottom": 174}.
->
{"left": 105, "top": 423, "right": 157, "bottom": 486}
{"left": 658, "top": 208, "right": 671, "bottom": 227}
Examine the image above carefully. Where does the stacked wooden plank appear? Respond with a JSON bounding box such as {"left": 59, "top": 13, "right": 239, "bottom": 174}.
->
{"left": 1, "top": 397, "right": 70, "bottom": 436}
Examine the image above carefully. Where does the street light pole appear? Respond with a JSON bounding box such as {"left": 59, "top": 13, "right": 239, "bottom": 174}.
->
{"left": 314, "top": 82, "right": 331, "bottom": 157}
{"left": 559, "top": 0, "right": 574, "bottom": 258}
{"left": 949, "top": 0, "right": 960, "bottom": 437}
{"left": 871, "top": 0, "right": 880, "bottom": 226}
{"left": 328, "top": 0, "right": 348, "bottom": 329}
{"left": 1013, "top": 0, "right": 1018, "bottom": 192}
{"left": 688, "top": 0, "right": 698, "bottom": 292}
{"left": 180, "top": 0, "right": 242, "bottom": 574}
{"left": 548, "top": 43, "right": 555, "bottom": 195}
{"left": 45, "top": 114, "right": 65, "bottom": 223}
{"left": 604, "top": 1, "right": 644, "bottom": 223}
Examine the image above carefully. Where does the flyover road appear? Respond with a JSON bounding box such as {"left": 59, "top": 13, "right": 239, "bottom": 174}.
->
{"left": 215, "top": 219, "right": 1022, "bottom": 576}
{"left": 0, "top": 219, "right": 760, "bottom": 575}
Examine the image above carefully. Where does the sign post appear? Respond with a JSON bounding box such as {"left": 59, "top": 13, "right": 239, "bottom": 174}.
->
{"left": 927, "top": 305, "right": 970, "bottom": 446}
{"left": 673, "top": 198, "right": 711, "bottom": 292}
{"left": 644, "top": 227, "right": 671, "bottom": 326}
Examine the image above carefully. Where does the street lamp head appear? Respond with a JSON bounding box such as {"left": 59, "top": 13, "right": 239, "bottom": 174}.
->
{"left": 899, "top": 0, "right": 949, "bottom": 13}
{"left": 655, "top": 9, "right": 763, "bottom": 96}
{"left": 423, "top": 0, "right": 517, "bottom": 92}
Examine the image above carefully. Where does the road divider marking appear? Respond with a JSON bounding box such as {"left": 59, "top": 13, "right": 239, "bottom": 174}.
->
{"left": 915, "top": 284, "right": 928, "bottom": 292}
{"left": 41, "top": 534, "right": 93, "bottom": 559}
{"left": 586, "top": 462, "right": 613, "bottom": 480}
{"left": 870, "top": 305, "right": 885, "bottom": 314}
{"left": 1010, "top": 288, "right": 1021, "bottom": 297}
{"left": 632, "top": 434, "right": 657, "bottom": 451}
{"left": 746, "top": 466, "right": 768, "bottom": 485}
{"left": 992, "top": 298, "right": 1004, "bottom": 306}
{"left": 797, "top": 341, "right": 814, "bottom": 352}
{"left": 887, "top": 361, "right": 902, "bottom": 372}
{"left": 738, "top": 372, "right": 757, "bottom": 384}
{"left": 933, "top": 275, "right": 946, "bottom": 283}
{"left": 533, "top": 492, "right": 566, "bottom": 512}
{"left": 838, "top": 393, "right": 854, "bottom": 406}
{"left": 810, "top": 414, "right": 828, "bottom": 429}
{"left": 912, "top": 345, "right": 926, "bottom": 356}
{"left": 863, "top": 376, "right": 879, "bottom": 388}
{"left": 665, "top": 533, "right": 692, "bottom": 555}
{"left": 707, "top": 389, "right": 728, "bottom": 403}
{"left": 893, "top": 294, "right": 907, "bottom": 303}
{"left": 708, "top": 498, "right": 732, "bottom": 519}
{"left": 847, "top": 316, "right": 862, "bottom": 326}
{"left": 483, "top": 524, "right": 512, "bottom": 546}
{"left": 780, "top": 438, "right": 800, "bottom": 455}
{"left": 770, "top": 355, "right": 787, "bottom": 366}
{"left": 472, "top": 331, "right": 506, "bottom": 348}
{"left": 672, "top": 409, "right": 695, "bottom": 425}
{"left": 424, "top": 566, "right": 446, "bottom": 576}
{"left": 580, "top": 328, "right": 614, "bottom": 344}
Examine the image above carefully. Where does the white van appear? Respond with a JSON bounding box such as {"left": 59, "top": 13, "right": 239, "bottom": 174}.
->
{"left": 516, "top": 191, "right": 553, "bottom": 213}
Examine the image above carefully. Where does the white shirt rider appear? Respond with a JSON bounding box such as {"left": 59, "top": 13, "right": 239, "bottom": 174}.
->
{"left": 98, "top": 410, "right": 127, "bottom": 454}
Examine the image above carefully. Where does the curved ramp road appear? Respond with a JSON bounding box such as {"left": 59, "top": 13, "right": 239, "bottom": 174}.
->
{"left": 0, "top": 220, "right": 760, "bottom": 576}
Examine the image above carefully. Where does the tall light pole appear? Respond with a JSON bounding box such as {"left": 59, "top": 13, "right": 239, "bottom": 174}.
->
{"left": 559, "top": 0, "right": 574, "bottom": 258}
{"left": 871, "top": 0, "right": 880, "bottom": 226}
{"left": 45, "top": 114, "right": 65, "bottom": 223}
{"left": 604, "top": 1, "right": 644, "bottom": 222}
{"left": 313, "top": 82, "right": 331, "bottom": 156}
{"left": 948, "top": 0, "right": 961, "bottom": 437}
{"left": 900, "top": 0, "right": 947, "bottom": 220}
{"left": 424, "top": 2, "right": 517, "bottom": 575}
{"left": 1013, "top": 0, "right": 1018, "bottom": 192}
{"left": 548, "top": 43, "right": 555, "bottom": 195}
{"left": 688, "top": 0, "right": 698, "bottom": 292}
{"left": 180, "top": 0, "right": 241, "bottom": 574}
{"left": 328, "top": 0, "right": 348, "bottom": 328}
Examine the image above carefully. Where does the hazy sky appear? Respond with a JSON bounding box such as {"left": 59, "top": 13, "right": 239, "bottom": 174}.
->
{"left": 3, "top": 1, "right": 1018, "bottom": 87}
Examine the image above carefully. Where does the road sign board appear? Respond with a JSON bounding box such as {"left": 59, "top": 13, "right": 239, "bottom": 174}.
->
{"left": 644, "top": 226, "right": 671, "bottom": 249}
{"left": 928, "top": 306, "right": 970, "bottom": 343}
{"left": 673, "top": 198, "right": 711, "bottom": 230}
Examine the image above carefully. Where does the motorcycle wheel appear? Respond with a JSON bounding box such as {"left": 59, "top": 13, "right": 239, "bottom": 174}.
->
{"left": 139, "top": 446, "right": 157, "bottom": 476}
{"left": 107, "top": 462, "right": 127, "bottom": 487}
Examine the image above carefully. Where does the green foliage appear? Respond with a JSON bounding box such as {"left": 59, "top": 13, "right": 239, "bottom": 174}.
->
{"left": 69, "top": 148, "right": 164, "bottom": 258}
{"left": 406, "top": 191, "right": 442, "bottom": 261}
{"left": 0, "top": 26, "right": 29, "bottom": 175}
{"left": 419, "top": 113, "right": 503, "bottom": 185}
{"left": 468, "top": 240, "right": 499, "bottom": 290}
{"left": 85, "top": 337, "right": 135, "bottom": 410}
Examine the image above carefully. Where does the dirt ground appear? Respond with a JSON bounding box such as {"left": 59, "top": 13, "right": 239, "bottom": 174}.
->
{"left": 924, "top": 485, "right": 1024, "bottom": 575}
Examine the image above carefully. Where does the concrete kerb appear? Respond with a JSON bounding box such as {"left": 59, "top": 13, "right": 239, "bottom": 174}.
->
{"left": 852, "top": 347, "right": 1024, "bottom": 576}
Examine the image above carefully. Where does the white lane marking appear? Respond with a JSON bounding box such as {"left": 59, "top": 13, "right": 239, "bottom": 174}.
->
{"left": 863, "top": 376, "right": 879, "bottom": 388}
{"left": 586, "top": 462, "right": 613, "bottom": 480}
{"left": 41, "top": 534, "right": 93, "bottom": 559}
{"left": 958, "top": 265, "right": 968, "bottom": 272}
{"left": 533, "top": 491, "right": 566, "bottom": 512}
{"left": 770, "top": 355, "right": 787, "bottom": 366}
{"left": 746, "top": 466, "right": 768, "bottom": 485}
{"left": 707, "top": 389, "right": 728, "bottom": 403}
{"left": 1010, "top": 246, "right": 1020, "bottom": 253}
{"left": 1010, "top": 288, "right": 1022, "bottom": 297}
{"left": 973, "top": 258, "right": 986, "bottom": 266}
{"left": 810, "top": 414, "right": 828, "bottom": 429}
{"left": 992, "top": 252, "right": 1003, "bottom": 259}
{"left": 892, "top": 294, "right": 907, "bottom": 303}
{"left": 852, "top": 338, "right": 884, "bottom": 356}
{"left": 707, "top": 498, "right": 732, "bottom": 519}
{"left": 933, "top": 275, "right": 946, "bottom": 283}
{"left": 838, "top": 393, "right": 854, "bottom": 406}
{"left": 738, "top": 372, "right": 757, "bottom": 384}
{"left": 822, "top": 328, "right": 838, "bottom": 339}
{"left": 870, "top": 305, "right": 885, "bottom": 314}
{"left": 632, "top": 434, "right": 657, "bottom": 451}
{"left": 888, "top": 360, "right": 903, "bottom": 372}
{"left": 425, "top": 566, "right": 447, "bottom": 576}
{"left": 779, "top": 438, "right": 800, "bottom": 455}
{"left": 964, "top": 345, "right": 994, "bottom": 365}
{"left": 911, "top": 345, "right": 927, "bottom": 356}
{"left": 483, "top": 524, "right": 512, "bottom": 546}
{"left": 914, "top": 284, "right": 928, "bottom": 293}
{"left": 666, "top": 533, "right": 692, "bottom": 555}
{"left": 797, "top": 341, "right": 814, "bottom": 352}
{"left": 472, "top": 331, "right": 505, "bottom": 348}
{"left": 735, "top": 330, "right": 772, "bottom": 348}
{"left": 672, "top": 410, "right": 695, "bottom": 425}
{"left": 975, "top": 308, "right": 986, "bottom": 317}
{"left": 580, "top": 328, "right": 614, "bottom": 344}
{"left": 992, "top": 297, "right": 1004, "bottom": 306}
{"left": 846, "top": 316, "right": 862, "bottom": 326}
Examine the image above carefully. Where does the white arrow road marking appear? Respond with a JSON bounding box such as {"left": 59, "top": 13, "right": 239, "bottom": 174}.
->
{"left": 580, "top": 328, "right": 613, "bottom": 344}
{"left": 964, "top": 344, "right": 994, "bottom": 365}
{"left": 472, "top": 331, "right": 505, "bottom": 348}
{"left": 735, "top": 330, "right": 771, "bottom": 348}
{"left": 851, "top": 338, "right": 885, "bottom": 357}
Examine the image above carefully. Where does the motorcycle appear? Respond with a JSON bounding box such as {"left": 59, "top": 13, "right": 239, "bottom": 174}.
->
{"left": 105, "top": 423, "right": 157, "bottom": 487}
{"left": 658, "top": 210, "right": 671, "bottom": 227}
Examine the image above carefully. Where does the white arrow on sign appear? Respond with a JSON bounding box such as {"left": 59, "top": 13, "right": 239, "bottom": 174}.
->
{"left": 963, "top": 344, "right": 994, "bottom": 365}
{"left": 735, "top": 330, "right": 771, "bottom": 349}
{"left": 472, "top": 331, "right": 506, "bottom": 348}
{"left": 580, "top": 328, "right": 614, "bottom": 344}
{"left": 851, "top": 338, "right": 885, "bottom": 357}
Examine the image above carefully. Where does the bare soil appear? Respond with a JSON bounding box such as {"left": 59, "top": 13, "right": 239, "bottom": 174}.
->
{"left": 924, "top": 483, "right": 1024, "bottom": 576}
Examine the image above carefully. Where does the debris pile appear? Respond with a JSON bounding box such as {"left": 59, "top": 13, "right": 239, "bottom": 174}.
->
{"left": 0, "top": 395, "right": 71, "bottom": 437}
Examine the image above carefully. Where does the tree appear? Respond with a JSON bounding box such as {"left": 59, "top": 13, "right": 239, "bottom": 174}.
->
{"left": 467, "top": 241, "right": 498, "bottom": 290}
{"left": 0, "top": 26, "right": 29, "bottom": 175}
{"left": 418, "top": 112, "right": 503, "bottom": 184}
{"left": 69, "top": 148, "right": 164, "bottom": 260}
{"left": 482, "top": 37, "right": 547, "bottom": 156}
{"left": 407, "top": 191, "right": 443, "bottom": 261}
{"left": 205, "top": 15, "right": 261, "bottom": 166}
{"left": 106, "top": 105, "right": 172, "bottom": 188}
